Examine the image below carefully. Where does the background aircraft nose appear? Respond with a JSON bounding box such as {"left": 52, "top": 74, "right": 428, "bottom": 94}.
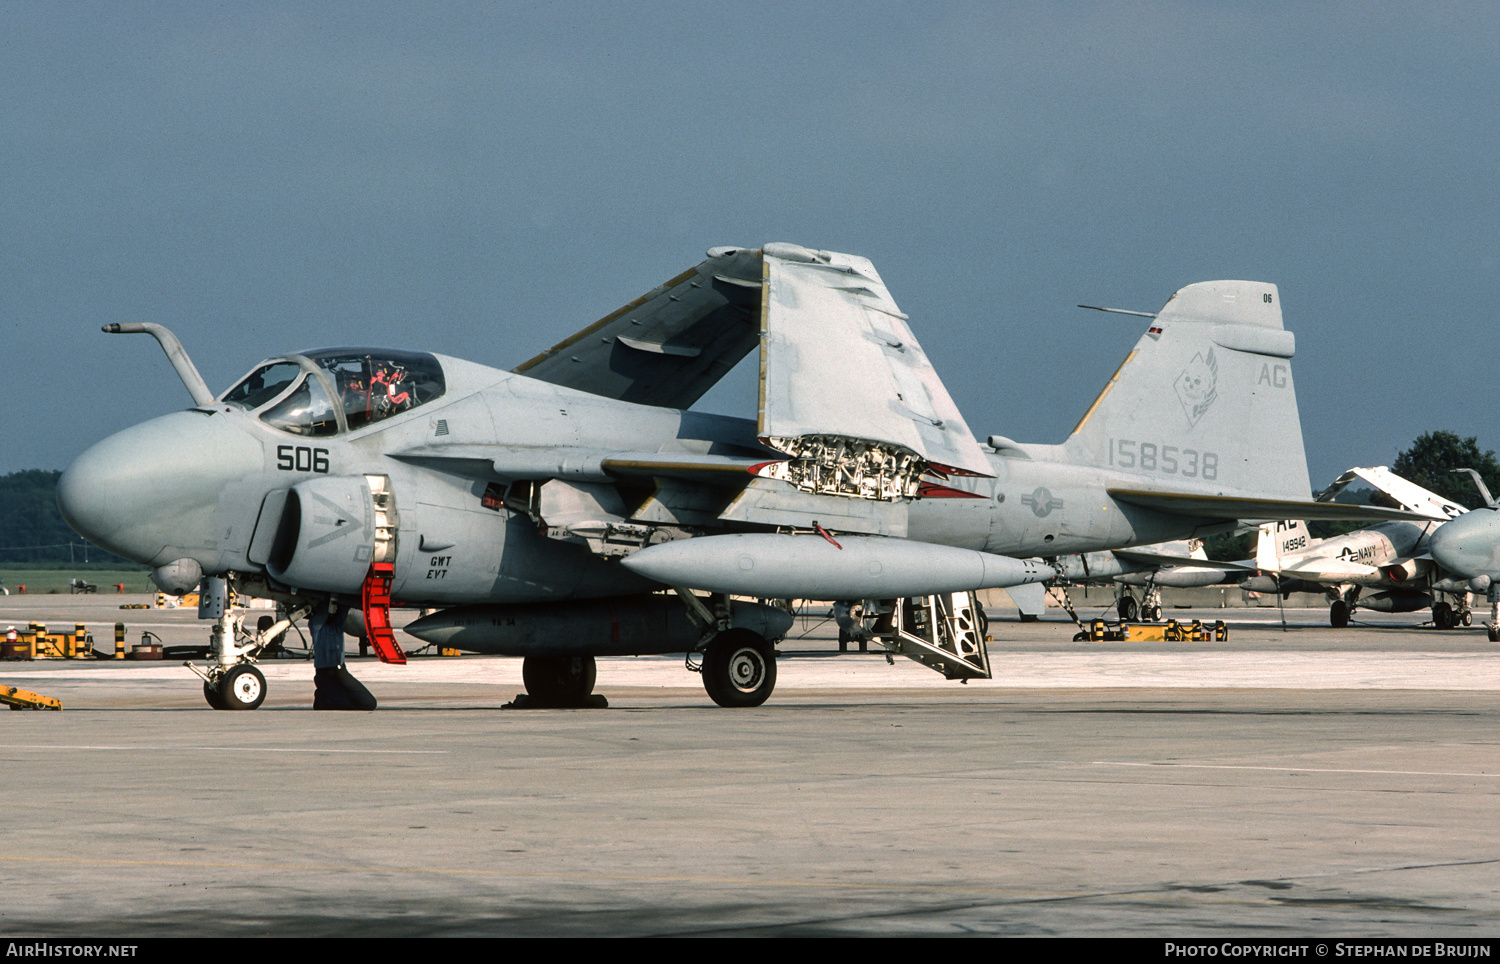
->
{"left": 1429, "top": 511, "right": 1500, "bottom": 581}
{"left": 58, "top": 411, "right": 264, "bottom": 565}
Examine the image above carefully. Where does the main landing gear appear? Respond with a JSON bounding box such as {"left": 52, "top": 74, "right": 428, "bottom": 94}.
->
{"left": 1431, "top": 596, "right": 1472, "bottom": 630}
{"left": 1432, "top": 600, "right": 1460, "bottom": 630}
{"left": 1117, "top": 587, "right": 1162, "bottom": 623}
{"left": 518, "top": 655, "right": 601, "bottom": 707}
{"left": 672, "top": 587, "right": 779, "bottom": 708}
{"left": 700, "top": 630, "right": 777, "bottom": 708}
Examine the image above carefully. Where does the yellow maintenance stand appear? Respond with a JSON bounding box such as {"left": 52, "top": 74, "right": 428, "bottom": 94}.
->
{"left": 0, "top": 684, "right": 61, "bottom": 710}
{"left": 1078, "top": 618, "right": 1229, "bottom": 643}
{"left": 8, "top": 623, "right": 94, "bottom": 659}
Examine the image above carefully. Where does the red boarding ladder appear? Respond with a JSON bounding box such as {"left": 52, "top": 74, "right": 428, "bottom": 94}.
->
{"left": 361, "top": 562, "right": 406, "bottom": 665}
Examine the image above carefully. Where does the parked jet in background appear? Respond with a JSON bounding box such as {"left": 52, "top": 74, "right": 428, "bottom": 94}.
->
{"left": 1234, "top": 467, "right": 1467, "bottom": 627}
{"left": 1049, "top": 538, "right": 1237, "bottom": 622}
{"left": 1429, "top": 469, "right": 1500, "bottom": 641}
{"left": 57, "top": 243, "right": 1423, "bottom": 710}
{"left": 1048, "top": 467, "right": 1473, "bottom": 629}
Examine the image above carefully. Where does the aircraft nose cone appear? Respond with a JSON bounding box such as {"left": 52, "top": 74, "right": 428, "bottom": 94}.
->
{"left": 1429, "top": 511, "right": 1500, "bottom": 581}
{"left": 58, "top": 411, "right": 263, "bottom": 565}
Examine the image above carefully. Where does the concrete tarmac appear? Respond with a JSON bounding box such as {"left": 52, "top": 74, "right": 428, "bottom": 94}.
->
{"left": 3, "top": 595, "right": 1499, "bottom": 936}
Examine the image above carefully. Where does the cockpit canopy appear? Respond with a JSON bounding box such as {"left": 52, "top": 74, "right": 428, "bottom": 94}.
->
{"left": 221, "top": 348, "right": 446, "bottom": 437}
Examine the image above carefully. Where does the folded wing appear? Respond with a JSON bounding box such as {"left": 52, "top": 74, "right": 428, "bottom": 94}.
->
{"left": 757, "top": 243, "right": 993, "bottom": 480}
{"left": 512, "top": 246, "right": 763, "bottom": 409}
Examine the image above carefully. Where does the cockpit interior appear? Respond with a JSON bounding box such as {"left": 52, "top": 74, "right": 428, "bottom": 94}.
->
{"left": 221, "top": 348, "right": 446, "bottom": 437}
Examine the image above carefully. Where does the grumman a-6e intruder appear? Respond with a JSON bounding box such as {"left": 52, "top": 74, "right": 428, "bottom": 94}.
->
{"left": 58, "top": 243, "right": 1420, "bottom": 709}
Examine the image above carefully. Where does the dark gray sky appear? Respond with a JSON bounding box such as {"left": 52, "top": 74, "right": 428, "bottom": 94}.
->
{"left": 4, "top": 2, "right": 1497, "bottom": 493}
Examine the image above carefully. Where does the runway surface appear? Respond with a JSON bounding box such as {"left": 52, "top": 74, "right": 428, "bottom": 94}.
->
{"left": 3, "top": 595, "right": 1499, "bottom": 936}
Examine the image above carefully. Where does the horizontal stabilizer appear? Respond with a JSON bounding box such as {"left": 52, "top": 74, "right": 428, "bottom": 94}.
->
{"left": 1109, "top": 488, "right": 1435, "bottom": 524}
{"left": 1316, "top": 466, "right": 1466, "bottom": 520}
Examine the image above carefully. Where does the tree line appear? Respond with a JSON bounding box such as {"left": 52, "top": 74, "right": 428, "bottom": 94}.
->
{"left": 0, "top": 470, "right": 130, "bottom": 565}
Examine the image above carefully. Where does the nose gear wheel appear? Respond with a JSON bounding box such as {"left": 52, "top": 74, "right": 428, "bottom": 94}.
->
{"left": 217, "top": 664, "right": 266, "bottom": 710}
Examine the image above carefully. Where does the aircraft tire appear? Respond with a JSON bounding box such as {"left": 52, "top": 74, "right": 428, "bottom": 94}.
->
{"left": 1433, "top": 602, "right": 1455, "bottom": 630}
{"left": 1147, "top": 605, "right": 1162, "bottom": 622}
{"left": 702, "top": 630, "right": 776, "bottom": 708}
{"left": 1330, "top": 600, "right": 1350, "bottom": 628}
{"left": 203, "top": 680, "right": 228, "bottom": 711}
{"left": 1118, "top": 597, "right": 1138, "bottom": 621}
{"left": 521, "top": 655, "right": 597, "bottom": 705}
{"left": 220, "top": 665, "right": 266, "bottom": 711}
{"left": 1463, "top": 611, "right": 1473, "bottom": 627}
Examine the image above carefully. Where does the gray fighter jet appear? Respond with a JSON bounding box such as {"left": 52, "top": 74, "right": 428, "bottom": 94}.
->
{"left": 57, "top": 243, "right": 1422, "bottom": 710}
{"left": 1049, "top": 538, "right": 1239, "bottom": 623}
{"left": 1429, "top": 470, "right": 1500, "bottom": 640}
{"left": 1236, "top": 467, "right": 1468, "bottom": 628}
{"left": 1071, "top": 467, "right": 1472, "bottom": 628}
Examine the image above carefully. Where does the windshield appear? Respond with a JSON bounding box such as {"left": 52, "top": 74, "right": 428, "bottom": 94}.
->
{"left": 258, "top": 376, "right": 338, "bottom": 437}
{"left": 305, "top": 348, "right": 446, "bottom": 431}
{"left": 222, "top": 362, "right": 302, "bottom": 410}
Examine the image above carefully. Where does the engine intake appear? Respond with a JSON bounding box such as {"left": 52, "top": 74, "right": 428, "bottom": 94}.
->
{"left": 267, "top": 475, "right": 398, "bottom": 594}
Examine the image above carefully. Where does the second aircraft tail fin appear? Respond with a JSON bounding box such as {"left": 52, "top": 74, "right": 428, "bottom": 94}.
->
{"left": 1255, "top": 519, "right": 1311, "bottom": 572}
{"left": 1062, "top": 281, "right": 1311, "bottom": 502}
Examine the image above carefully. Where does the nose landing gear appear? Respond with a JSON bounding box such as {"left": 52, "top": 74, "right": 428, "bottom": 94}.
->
{"left": 1329, "top": 587, "right": 1360, "bottom": 628}
{"left": 212, "top": 664, "right": 267, "bottom": 710}
{"left": 192, "top": 612, "right": 286, "bottom": 711}
{"left": 187, "top": 578, "right": 309, "bottom": 711}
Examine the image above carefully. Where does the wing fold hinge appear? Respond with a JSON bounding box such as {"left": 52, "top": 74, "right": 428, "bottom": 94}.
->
{"left": 757, "top": 435, "right": 927, "bottom": 501}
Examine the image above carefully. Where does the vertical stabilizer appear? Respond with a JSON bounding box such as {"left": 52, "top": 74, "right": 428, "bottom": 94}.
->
{"left": 1256, "top": 519, "right": 1310, "bottom": 573}
{"left": 1064, "top": 281, "right": 1311, "bottom": 502}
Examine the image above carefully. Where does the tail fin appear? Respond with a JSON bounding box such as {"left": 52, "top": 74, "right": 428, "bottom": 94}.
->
{"left": 1062, "top": 281, "right": 1311, "bottom": 502}
{"left": 1255, "top": 519, "right": 1310, "bottom": 572}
